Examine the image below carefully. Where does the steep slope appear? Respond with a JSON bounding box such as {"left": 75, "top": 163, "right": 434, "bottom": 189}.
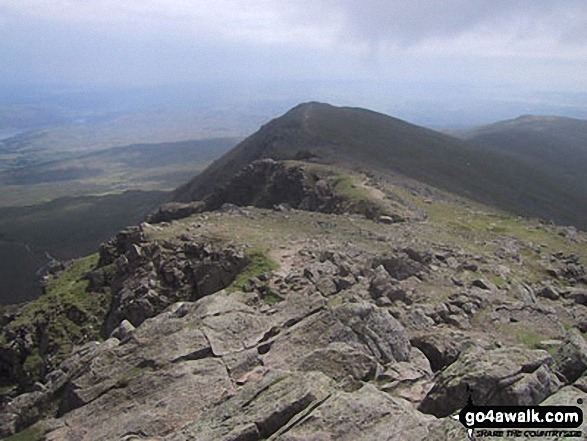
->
{"left": 458, "top": 115, "right": 587, "bottom": 166}
{"left": 457, "top": 115, "right": 587, "bottom": 206}
{"left": 174, "top": 103, "right": 587, "bottom": 230}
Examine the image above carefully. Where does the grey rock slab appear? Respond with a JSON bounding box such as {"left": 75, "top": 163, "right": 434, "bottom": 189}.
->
{"left": 274, "top": 384, "right": 433, "bottom": 441}
{"left": 271, "top": 291, "right": 327, "bottom": 329}
{"left": 261, "top": 309, "right": 362, "bottom": 372}
{"left": 191, "top": 290, "right": 257, "bottom": 319}
{"left": 164, "top": 370, "right": 332, "bottom": 441}
{"left": 0, "top": 339, "right": 121, "bottom": 437}
{"left": 539, "top": 386, "right": 587, "bottom": 440}
{"left": 120, "top": 311, "right": 213, "bottom": 366}
{"left": 222, "top": 348, "right": 263, "bottom": 384}
{"left": 13, "top": 299, "right": 224, "bottom": 435}
{"left": 378, "top": 360, "right": 435, "bottom": 404}
{"left": 262, "top": 303, "right": 411, "bottom": 376}
{"left": 53, "top": 358, "right": 232, "bottom": 441}
{"left": 295, "top": 342, "right": 379, "bottom": 381}
{"left": 332, "top": 302, "right": 411, "bottom": 364}
{"left": 419, "top": 345, "right": 561, "bottom": 417}
{"left": 202, "top": 310, "right": 272, "bottom": 356}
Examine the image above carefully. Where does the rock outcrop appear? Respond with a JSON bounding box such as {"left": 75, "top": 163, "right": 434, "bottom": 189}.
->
{"left": 2, "top": 157, "right": 587, "bottom": 439}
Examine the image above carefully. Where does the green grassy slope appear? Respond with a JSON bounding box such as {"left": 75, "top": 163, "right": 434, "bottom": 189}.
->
{"left": 456, "top": 115, "right": 587, "bottom": 201}
{"left": 174, "top": 102, "right": 587, "bottom": 230}
{"left": 0, "top": 190, "right": 167, "bottom": 305}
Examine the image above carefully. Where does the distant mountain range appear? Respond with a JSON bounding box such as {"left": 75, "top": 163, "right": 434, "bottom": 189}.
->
{"left": 175, "top": 103, "right": 587, "bottom": 230}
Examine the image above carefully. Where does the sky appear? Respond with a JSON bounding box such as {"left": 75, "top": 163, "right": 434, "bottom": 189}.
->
{"left": 1, "top": 1, "right": 586, "bottom": 125}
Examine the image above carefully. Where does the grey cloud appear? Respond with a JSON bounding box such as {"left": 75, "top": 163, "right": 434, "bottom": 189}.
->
{"left": 286, "top": 0, "right": 587, "bottom": 49}
{"left": 0, "top": 0, "right": 585, "bottom": 92}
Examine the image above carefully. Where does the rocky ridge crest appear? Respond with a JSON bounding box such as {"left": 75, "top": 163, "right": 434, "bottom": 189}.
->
{"left": 1, "top": 155, "right": 587, "bottom": 439}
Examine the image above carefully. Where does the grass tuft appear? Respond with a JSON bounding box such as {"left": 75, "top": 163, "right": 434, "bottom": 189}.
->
{"left": 2, "top": 253, "right": 111, "bottom": 383}
{"left": 227, "top": 250, "right": 279, "bottom": 292}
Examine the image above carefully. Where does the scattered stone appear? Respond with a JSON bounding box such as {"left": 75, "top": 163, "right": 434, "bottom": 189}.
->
{"left": 536, "top": 285, "right": 560, "bottom": 300}
{"left": 108, "top": 319, "right": 135, "bottom": 341}
{"left": 471, "top": 279, "right": 497, "bottom": 291}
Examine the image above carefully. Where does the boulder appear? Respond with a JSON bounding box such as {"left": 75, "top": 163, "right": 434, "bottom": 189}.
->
{"left": 374, "top": 252, "right": 427, "bottom": 281}
{"left": 369, "top": 265, "right": 409, "bottom": 303}
{"left": 332, "top": 303, "right": 411, "bottom": 364}
{"left": 419, "top": 345, "right": 561, "bottom": 417}
{"left": 410, "top": 329, "right": 464, "bottom": 372}
{"left": 164, "top": 371, "right": 332, "bottom": 441}
{"left": 471, "top": 278, "right": 497, "bottom": 291}
{"left": 562, "top": 288, "right": 587, "bottom": 306}
{"left": 551, "top": 328, "right": 587, "bottom": 383}
{"left": 296, "top": 342, "right": 379, "bottom": 381}
{"left": 536, "top": 285, "right": 560, "bottom": 300}
{"left": 273, "top": 384, "right": 434, "bottom": 441}
{"left": 109, "top": 319, "right": 136, "bottom": 342}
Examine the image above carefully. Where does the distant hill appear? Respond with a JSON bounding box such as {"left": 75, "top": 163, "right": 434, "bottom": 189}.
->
{"left": 456, "top": 115, "right": 587, "bottom": 205}
{"left": 174, "top": 102, "right": 587, "bottom": 230}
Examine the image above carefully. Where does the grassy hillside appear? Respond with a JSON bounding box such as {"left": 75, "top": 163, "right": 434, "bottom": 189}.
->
{"left": 174, "top": 102, "right": 587, "bottom": 231}
{"left": 456, "top": 115, "right": 587, "bottom": 202}
{"left": 0, "top": 190, "right": 167, "bottom": 305}
{"left": 0, "top": 132, "right": 237, "bottom": 305}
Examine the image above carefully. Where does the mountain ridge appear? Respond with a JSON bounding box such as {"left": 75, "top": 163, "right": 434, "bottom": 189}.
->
{"left": 2, "top": 103, "right": 587, "bottom": 440}
{"left": 174, "top": 102, "right": 587, "bottom": 230}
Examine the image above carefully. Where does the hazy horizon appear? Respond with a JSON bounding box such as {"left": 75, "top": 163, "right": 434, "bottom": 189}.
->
{"left": 1, "top": 1, "right": 587, "bottom": 129}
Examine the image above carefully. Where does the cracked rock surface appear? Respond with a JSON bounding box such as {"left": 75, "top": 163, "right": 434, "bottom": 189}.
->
{"left": 2, "top": 166, "right": 587, "bottom": 440}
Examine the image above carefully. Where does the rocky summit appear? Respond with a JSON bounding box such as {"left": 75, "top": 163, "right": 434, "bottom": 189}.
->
{"left": 1, "top": 103, "right": 587, "bottom": 440}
